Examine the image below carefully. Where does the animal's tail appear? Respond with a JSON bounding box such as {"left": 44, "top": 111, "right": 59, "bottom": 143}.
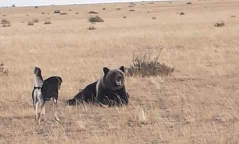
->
{"left": 66, "top": 91, "right": 84, "bottom": 106}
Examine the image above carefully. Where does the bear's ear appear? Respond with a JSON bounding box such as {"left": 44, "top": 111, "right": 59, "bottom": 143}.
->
{"left": 119, "top": 66, "right": 125, "bottom": 73}
{"left": 103, "top": 67, "right": 110, "bottom": 75}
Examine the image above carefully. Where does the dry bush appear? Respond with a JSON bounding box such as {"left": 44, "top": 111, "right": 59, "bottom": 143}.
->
{"left": 60, "top": 12, "right": 68, "bottom": 15}
{"left": 129, "top": 5, "right": 134, "bottom": 7}
{"left": 231, "top": 15, "right": 236, "bottom": 18}
{"left": 1, "top": 19, "right": 11, "bottom": 27}
{"left": 69, "top": 9, "right": 72, "bottom": 11}
{"left": 215, "top": 21, "right": 225, "bottom": 27}
{"left": 152, "top": 17, "right": 156, "bottom": 20}
{"left": 0, "top": 63, "right": 8, "bottom": 76}
{"left": 76, "top": 12, "right": 79, "bottom": 14}
{"left": 12, "top": 4, "right": 16, "bottom": 7}
{"left": 54, "top": 10, "right": 61, "bottom": 14}
{"left": 35, "top": 6, "right": 38, "bottom": 9}
{"left": 116, "top": 8, "right": 121, "bottom": 10}
{"left": 123, "top": 16, "right": 127, "bottom": 19}
{"left": 149, "top": 2, "right": 154, "bottom": 4}
{"left": 27, "top": 21, "right": 34, "bottom": 26}
{"left": 88, "top": 11, "right": 98, "bottom": 14}
{"left": 180, "top": 12, "right": 185, "bottom": 15}
{"left": 186, "top": 2, "right": 192, "bottom": 5}
{"left": 88, "top": 26, "right": 96, "bottom": 30}
{"left": 42, "top": 12, "right": 45, "bottom": 14}
{"left": 89, "top": 15, "right": 104, "bottom": 23}
{"left": 102, "top": 8, "right": 106, "bottom": 10}
{"left": 44, "top": 20, "right": 52, "bottom": 24}
{"left": 129, "top": 9, "right": 135, "bottom": 12}
{"left": 126, "top": 49, "right": 174, "bottom": 77}
{"left": 33, "top": 18, "right": 39, "bottom": 23}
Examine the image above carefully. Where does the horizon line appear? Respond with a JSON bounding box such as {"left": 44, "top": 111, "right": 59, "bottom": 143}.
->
{"left": 0, "top": 0, "right": 173, "bottom": 8}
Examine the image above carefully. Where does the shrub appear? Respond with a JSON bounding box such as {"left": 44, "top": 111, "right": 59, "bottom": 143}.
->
{"left": 54, "top": 10, "right": 61, "bottom": 14}
{"left": 1, "top": 19, "right": 11, "bottom": 27}
{"left": 27, "top": 21, "right": 34, "bottom": 26}
{"left": 214, "top": 21, "right": 225, "bottom": 27}
{"left": 102, "top": 8, "right": 106, "bottom": 10}
{"left": 88, "top": 11, "right": 98, "bottom": 14}
{"left": 60, "top": 12, "right": 68, "bottom": 15}
{"left": 152, "top": 17, "right": 156, "bottom": 20}
{"left": 76, "top": 12, "right": 79, "bottom": 14}
{"left": 129, "top": 9, "right": 135, "bottom": 12}
{"left": 186, "top": 2, "right": 192, "bottom": 5}
{"left": 88, "top": 26, "right": 96, "bottom": 30}
{"left": 33, "top": 18, "right": 39, "bottom": 23}
{"left": 126, "top": 49, "right": 174, "bottom": 77}
{"left": 44, "top": 20, "right": 52, "bottom": 24}
{"left": 180, "top": 12, "right": 185, "bottom": 15}
{"left": 89, "top": 15, "right": 104, "bottom": 22}
{"left": 42, "top": 12, "right": 45, "bottom": 14}
{"left": 123, "top": 16, "right": 126, "bottom": 19}
{"left": 12, "top": 4, "right": 16, "bottom": 7}
{"left": 116, "top": 8, "right": 121, "bottom": 10}
{"left": 35, "top": 6, "right": 38, "bottom": 8}
{"left": 0, "top": 63, "right": 8, "bottom": 76}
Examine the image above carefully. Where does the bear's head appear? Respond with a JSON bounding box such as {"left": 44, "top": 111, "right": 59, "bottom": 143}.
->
{"left": 102, "top": 66, "right": 125, "bottom": 91}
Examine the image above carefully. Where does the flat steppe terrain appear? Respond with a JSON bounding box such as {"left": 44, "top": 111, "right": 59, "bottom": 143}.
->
{"left": 1, "top": 0, "right": 239, "bottom": 143}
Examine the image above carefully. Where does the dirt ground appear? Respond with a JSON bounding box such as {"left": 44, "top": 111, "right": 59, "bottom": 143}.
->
{"left": 1, "top": 0, "right": 239, "bottom": 143}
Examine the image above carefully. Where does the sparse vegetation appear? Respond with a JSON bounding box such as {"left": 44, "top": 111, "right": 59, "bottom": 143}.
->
{"left": 1, "top": 18, "right": 11, "bottom": 27}
{"left": 27, "top": 21, "right": 34, "bottom": 26}
{"left": 42, "top": 12, "right": 45, "bottom": 14}
{"left": 180, "top": 12, "right": 185, "bottom": 15}
{"left": 126, "top": 49, "right": 174, "bottom": 77}
{"left": 88, "top": 11, "right": 98, "bottom": 14}
{"left": 54, "top": 10, "right": 61, "bottom": 14}
{"left": 33, "top": 18, "right": 39, "bottom": 23}
{"left": 102, "top": 7, "right": 106, "bottom": 10}
{"left": 89, "top": 15, "right": 104, "bottom": 22}
{"left": 88, "top": 26, "right": 96, "bottom": 30}
{"left": 186, "top": 2, "right": 192, "bottom": 5}
{"left": 129, "top": 9, "right": 135, "bottom": 12}
{"left": 44, "top": 20, "right": 52, "bottom": 24}
{"left": 215, "top": 21, "right": 225, "bottom": 27}
{"left": 123, "top": 16, "right": 127, "bottom": 19}
{"left": 0, "top": 63, "right": 8, "bottom": 76}
{"left": 152, "top": 17, "right": 156, "bottom": 20}
{"left": 60, "top": 12, "right": 68, "bottom": 15}
{"left": 76, "top": 12, "right": 79, "bottom": 14}
{"left": 116, "top": 8, "right": 121, "bottom": 10}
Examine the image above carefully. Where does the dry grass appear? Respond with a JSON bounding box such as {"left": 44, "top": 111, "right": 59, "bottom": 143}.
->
{"left": 1, "top": 0, "right": 239, "bottom": 143}
{"left": 126, "top": 50, "right": 174, "bottom": 77}
{"left": 88, "top": 15, "right": 104, "bottom": 23}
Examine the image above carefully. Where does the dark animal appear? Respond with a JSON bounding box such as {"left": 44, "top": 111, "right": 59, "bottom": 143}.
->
{"left": 32, "top": 67, "right": 62, "bottom": 124}
{"left": 67, "top": 66, "right": 129, "bottom": 107}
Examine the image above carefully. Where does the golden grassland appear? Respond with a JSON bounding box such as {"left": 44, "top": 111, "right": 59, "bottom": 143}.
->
{"left": 1, "top": 0, "right": 239, "bottom": 143}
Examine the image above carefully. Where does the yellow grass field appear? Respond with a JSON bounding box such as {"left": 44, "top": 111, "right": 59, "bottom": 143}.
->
{"left": 1, "top": 0, "right": 239, "bottom": 143}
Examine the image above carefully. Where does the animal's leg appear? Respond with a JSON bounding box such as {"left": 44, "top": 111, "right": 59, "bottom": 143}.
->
{"left": 35, "top": 102, "right": 39, "bottom": 121}
{"left": 37, "top": 103, "right": 45, "bottom": 125}
{"left": 42, "top": 104, "right": 46, "bottom": 121}
{"left": 53, "top": 99, "right": 59, "bottom": 121}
